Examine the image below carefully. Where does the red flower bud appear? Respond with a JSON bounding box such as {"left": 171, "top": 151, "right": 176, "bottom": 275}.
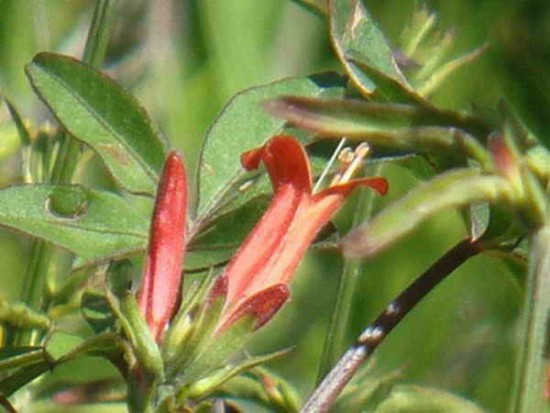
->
{"left": 137, "top": 152, "right": 187, "bottom": 343}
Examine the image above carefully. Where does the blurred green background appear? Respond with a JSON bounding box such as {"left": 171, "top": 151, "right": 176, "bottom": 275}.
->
{"left": 0, "top": 1, "right": 547, "bottom": 412}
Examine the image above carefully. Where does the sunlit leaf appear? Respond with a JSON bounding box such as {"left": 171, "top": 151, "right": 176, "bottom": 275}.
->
{"left": 0, "top": 184, "right": 148, "bottom": 264}
{"left": 343, "top": 169, "right": 513, "bottom": 258}
{"left": 45, "top": 331, "right": 85, "bottom": 360}
{"left": 265, "top": 96, "right": 490, "bottom": 151}
{"left": 329, "top": 0, "right": 407, "bottom": 95}
{"left": 185, "top": 349, "right": 290, "bottom": 400}
{"left": 26, "top": 53, "right": 166, "bottom": 194}
{"left": 189, "top": 195, "right": 269, "bottom": 269}
{"left": 197, "top": 73, "right": 345, "bottom": 219}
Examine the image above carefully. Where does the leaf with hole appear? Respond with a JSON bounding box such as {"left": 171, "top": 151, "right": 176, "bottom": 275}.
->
{"left": 0, "top": 184, "right": 149, "bottom": 265}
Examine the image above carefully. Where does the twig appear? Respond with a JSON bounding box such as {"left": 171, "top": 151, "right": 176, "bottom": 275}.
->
{"left": 301, "top": 238, "right": 481, "bottom": 412}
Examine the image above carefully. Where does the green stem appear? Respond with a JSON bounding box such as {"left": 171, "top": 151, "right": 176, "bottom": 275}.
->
{"left": 316, "top": 164, "right": 383, "bottom": 383}
{"left": 316, "top": 259, "right": 361, "bottom": 383}
{"left": 512, "top": 224, "right": 550, "bottom": 413}
{"left": 14, "top": 242, "right": 53, "bottom": 345}
{"left": 51, "top": 0, "right": 117, "bottom": 184}
{"left": 83, "top": 0, "right": 117, "bottom": 68}
{"left": 14, "top": 0, "right": 117, "bottom": 347}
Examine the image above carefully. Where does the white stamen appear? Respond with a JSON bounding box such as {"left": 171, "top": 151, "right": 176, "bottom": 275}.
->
{"left": 313, "top": 137, "right": 347, "bottom": 192}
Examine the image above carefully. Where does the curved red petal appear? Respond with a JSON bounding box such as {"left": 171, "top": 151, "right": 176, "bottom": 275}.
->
{"left": 223, "top": 184, "right": 305, "bottom": 307}
{"left": 317, "top": 177, "right": 389, "bottom": 198}
{"left": 225, "top": 136, "right": 313, "bottom": 307}
{"left": 241, "top": 135, "right": 312, "bottom": 192}
{"left": 209, "top": 274, "right": 228, "bottom": 303}
{"left": 217, "top": 284, "right": 290, "bottom": 333}
{"left": 138, "top": 151, "right": 187, "bottom": 342}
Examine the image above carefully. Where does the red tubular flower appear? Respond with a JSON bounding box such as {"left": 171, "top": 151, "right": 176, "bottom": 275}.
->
{"left": 137, "top": 152, "right": 187, "bottom": 343}
{"left": 217, "top": 135, "right": 388, "bottom": 331}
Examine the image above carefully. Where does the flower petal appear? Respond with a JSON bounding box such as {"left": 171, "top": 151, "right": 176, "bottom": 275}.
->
{"left": 318, "top": 176, "right": 389, "bottom": 198}
{"left": 243, "top": 177, "right": 388, "bottom": 294}
{"left": 225, "top": 136, "right": 313, "bottom": 307}
{"left": 217, "top": 284, "right": 290, "bottom": 333}
{"left": 241, "top": 135, "right": 312, "bottom": 192}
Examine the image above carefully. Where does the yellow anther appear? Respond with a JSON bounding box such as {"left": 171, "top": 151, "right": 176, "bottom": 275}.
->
{"left": 337, "top": 147, "right": 354, "bottom": 165}
{"left": 333, "top": 143, "right": 371, "bottom": 185}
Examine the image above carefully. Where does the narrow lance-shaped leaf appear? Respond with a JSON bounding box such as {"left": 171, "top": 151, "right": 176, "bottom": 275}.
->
{"left": 0, "top": 184, "right": 149, "bottom": 264}
{"left": 0, "top": 347, "right": 48, "bottom": 372}
{"left": 26, "top": 53, "right": 166, "bottom": 194}
{"left": 265, "top": 96, "right": 490, "bottom": 155}
{"left": 343, "top": 169, "right": 514, "bottom": 258}
{"left": 0, "top": 348, "right": 53, "bottom": 397}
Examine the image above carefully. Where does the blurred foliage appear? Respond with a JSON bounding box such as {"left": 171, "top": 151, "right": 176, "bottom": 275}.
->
{"left": 0, "top": 0, "right": 547, "bottom": 412}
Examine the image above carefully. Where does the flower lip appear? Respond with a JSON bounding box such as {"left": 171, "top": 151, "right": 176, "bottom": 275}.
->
{"left": 241, "top": 135, "right": 312, "bottom": 192}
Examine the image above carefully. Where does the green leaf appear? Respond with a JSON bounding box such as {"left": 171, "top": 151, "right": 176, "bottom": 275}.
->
{"left": 189, "top": 195, "right": 269, "bottom": 260}
{"left": 329, "top": 0, "right": 407, "bottom": 95}
{"left": 216, "top": 367, "right": 301, "bottom": 413}
{"left": 185, "top": 349, "right": 290, "bottom": 400}
{"left": 197, "top": 73, "right": 345, "bottom": 219}
{"left": 26, "top": 52, "right": 166, "bottom": 194}
{"left": 347, "top": 56, "right": 427, "bottom": 104}
{"left": 343, "top": 169, "right": 514, "bottom": 258}
{"left": 374, "top": 385, "right": 487, "bottom": 413}
{"left": 0, "top": 347, "right": 48, "bottom": 372}
{"left": 54, "top": 332, "right": 122, "bottom": 366}
{"left": 417, "top": 44, "right": 488, "bottom": 97}
{"left": 80, "top": 262, "right": 133, "bottom": 334}
{"left": 0, "top": 347, "right": 52, "bottom": 396}
{"left": 3, "top": 98, "right": 30, "bottom": 147}
{"left": 175, "top": 315, "right": 256, "bottom": 386}
{"left": 0, "top": 362, "right": 51, "bottom": 397}
{"left": 336, "top": 369, "right": 398, "bottom": 411}
{"left": 266, "top": 96, "right": 490, "bottom": 144}
{"left": 45, "top": 331, "right": 85, "bottom": 360}
{"left": 0, "top": 184, "right": 148, "bottom": 264}
{"left": 119, "top": 293, "right": 164, "bottom": 379}
{"left": 393, "top": 154, "right": 437, "bottom": 181}
{"left": 163, "top": 270, "right": 222, "bottom": 370}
